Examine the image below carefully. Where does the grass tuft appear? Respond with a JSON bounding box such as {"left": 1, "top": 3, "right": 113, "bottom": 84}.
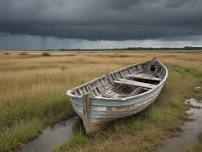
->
{"left": 3, "top": 52, "right": 10, "bottom": 55}
{"left": 0, "top": 119, "right": 44, "bottom": 152}
{"left": 19, "top": 52, "right": 28, "bottom": 55}
{"left": 41, "top": 52, "right": 51, "bottom": 56}
{"left": 56, "top": 127, "right": 88, "bottom": 152}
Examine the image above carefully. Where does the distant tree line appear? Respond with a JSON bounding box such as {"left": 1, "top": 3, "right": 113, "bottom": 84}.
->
{"left": 1, "top": 46, "right": 202, "bottom": 52}
{"left": 56, "top": 46, "right": 202, "bottom": 51}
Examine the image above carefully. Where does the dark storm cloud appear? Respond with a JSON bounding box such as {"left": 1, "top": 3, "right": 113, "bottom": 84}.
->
{"left": 0, "top": 0, "right": 202, "bottom": 40}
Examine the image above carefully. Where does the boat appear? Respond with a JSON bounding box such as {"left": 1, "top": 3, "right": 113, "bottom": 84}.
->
{"left": 66, "top": 58, "right": 168, "bottom": 135}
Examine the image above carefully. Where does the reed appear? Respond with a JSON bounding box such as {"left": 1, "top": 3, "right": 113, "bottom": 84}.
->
{"left": 0, "top": 118, "right": 44, "bottom": 152}
{"left": 0, "top": 51, "right": 202, "bottom": 151}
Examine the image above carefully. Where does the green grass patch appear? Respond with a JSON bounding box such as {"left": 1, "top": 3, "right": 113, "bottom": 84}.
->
{"left": 0, "top": 90, "right": 74, "bottom": 130}
{"left": 56, "top": 127, "right": 88, "bottom": 152}
{"left": 0, "top": 90, "right": 74, "bottom": 151}
{"left": 174, "top": 66, "right": 202, "bottom": 78}
{"left": 0, "top": 119, "right": 44, "bottom": 152}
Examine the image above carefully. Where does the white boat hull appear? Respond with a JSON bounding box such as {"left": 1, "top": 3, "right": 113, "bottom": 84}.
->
{"left": 67, "top": 59, "right": 168, "bottom": 134}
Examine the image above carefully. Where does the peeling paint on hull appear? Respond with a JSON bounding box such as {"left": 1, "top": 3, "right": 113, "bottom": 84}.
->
{"left": 67, "top": 59, "right": 168, "bottom": 134}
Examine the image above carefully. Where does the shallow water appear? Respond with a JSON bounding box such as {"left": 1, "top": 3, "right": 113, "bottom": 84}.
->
{"left": 15, "top": 98, "right": 202, "bottom": 152}
{"left": 157, "top": 98, "right": 202, "bottom": 152}
{"left": 16, "top": 117, "right": 77, "bottom": 152}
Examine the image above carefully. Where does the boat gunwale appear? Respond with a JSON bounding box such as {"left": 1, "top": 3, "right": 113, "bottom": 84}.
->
{"left": 71, "top": 84, "right": 162, "bottom": 108}
{"left": 66, "top": 60, "right": 168, "bottom": 102}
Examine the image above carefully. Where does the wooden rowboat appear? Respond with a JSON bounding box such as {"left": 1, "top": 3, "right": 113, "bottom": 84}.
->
{"left": 66, "top": 58, "right": 168, "bottom": 135}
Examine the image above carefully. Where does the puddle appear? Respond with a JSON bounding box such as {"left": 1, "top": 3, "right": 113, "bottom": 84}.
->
{"left": 156, "top": 98, "right": 202, "bottom": 152}
{"left": 195, "top": 86, "right": 201, "bottom": 90}
{"left": 16, "top": 117, "right": 78, "bottom": 152}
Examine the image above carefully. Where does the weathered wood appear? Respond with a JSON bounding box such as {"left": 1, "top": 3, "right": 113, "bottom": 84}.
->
{"left": 83, "top": 94, "right": 93, "bottom": 135}
{"left": 128, "top": 87, "right": 142, "bottom": 95}
{"left": 113, "top": 79, "right": 156, "bottom": 89}
{"left": 67, "top": 59, "right": 168, "bottom": 135}
{"left": 126, "top": 74, "right": 162, "bottom": 81}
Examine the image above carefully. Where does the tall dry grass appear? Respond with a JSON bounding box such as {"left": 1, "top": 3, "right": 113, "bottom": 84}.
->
{"left": 0, "top": 51, "right": 202, "bottom": 151}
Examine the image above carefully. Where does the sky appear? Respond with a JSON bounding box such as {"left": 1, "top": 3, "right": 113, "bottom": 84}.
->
{"left": 0, "top": 0, "right": 202, "bottom": 50}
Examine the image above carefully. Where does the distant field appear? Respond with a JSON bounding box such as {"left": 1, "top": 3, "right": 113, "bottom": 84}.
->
{"left": 0, "top": 51, "right": 202, "bottom": 152}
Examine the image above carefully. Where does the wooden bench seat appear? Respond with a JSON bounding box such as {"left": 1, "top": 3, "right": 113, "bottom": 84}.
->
{"left": 125, "top": 74, "right": 162, "bottom": 81}
{"left": 113, "top": 79, "right": 156, "bottom": 89}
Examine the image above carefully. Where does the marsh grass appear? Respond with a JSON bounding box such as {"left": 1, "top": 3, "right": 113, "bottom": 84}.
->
{"left": 0, "top": 51, "right": 202, "bottom": 152}
{"left": 19, "top": 52, "right": 28, "bottom": 55}
{"left": 41, "top": 52, "right": 51, "bottom": 56}
{"left": 0, "top": 118, "right": 44, "bottom": 152}
{"left": 0, "top": 53, "right": 123, "bottom": 151}
{"left": 56, "top": 64, "right": 202, "bottom": 152}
